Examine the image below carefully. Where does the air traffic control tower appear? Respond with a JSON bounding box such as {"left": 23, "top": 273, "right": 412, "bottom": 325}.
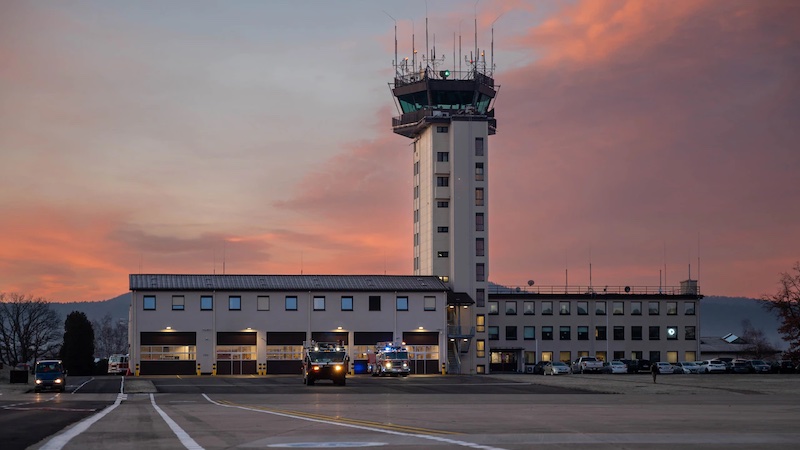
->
{"left": 390, "top": 50, "right": 498, "bottom": 374}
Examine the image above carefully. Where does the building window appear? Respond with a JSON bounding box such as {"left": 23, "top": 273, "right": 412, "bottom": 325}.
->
{"left": 559, "top": 351, "right": 571, "bottom": 363}
{"left": 577, "top": 326, "right": 589, "bottom": 340}
{"left": 649, "top": 326, "right": 660, "bottom": 340}
{"left": 559, "top": 302, "right": 571, "bottom": 315}
{"left": 685, "top": 351, "right": 696, "bottom": 362}
{"left": 341, "top": 296, "right": 353, "bottom": 311}
{"left": 631, "top": 301, "right": 642, "bottom": 315}
{"left": 505, "top": 301, "right": 517, "bottom": 315}
{"left": 524, "top": 326, "right": 536, "bottom": 340}
{"left": 413, "top": 185, "right": 419, "bottom": 199}
{"left": 437, "top": 201, "right": 449, "bottom": 208}
{"left": 595, "top": 301, "right": 606, "bottom": 315}
{"left": 475, "top": 162, "right": 484, "bottom": 181}
{"left": 413, "top": 257, "right": 419, "bottom": 270}
{"left": 667, "top": 302, "right": 678, "bottom": 315}
{"left": 369, "top": 296, "right": 381, "bottom": 311}
{"left": 667, "top": 326, "right": 678, "bottom": 340}
{"left": 649, "top": 301, "right": 660, "bottom": 315}
{"left": 559, "top": 326, "right": 571, "bottom": 340}
{"left": 437, "top": 226, "right": 449, "bottom": 233}
{"left": 649, "top": 351, "right": 661, "bottom": 363}
{"left": 595, "top": 326, "right": 607, "bottom": 340}
{"left": 143, "top": 295, "right": 156, "bottom": 310}
{"left": 488, "top": 301, "right": 499, "bottom": 315}
{"left": 313, "top": 296, "right": 325, "bottom": 311}
{"left": 413, "top": 209, "right": 419, "bottom": 223}
{"left": 577, "top": 301, "right": 588, "bottom": 315}
{"left": 542, "top": 301, "right": 553, "bottom": 315}
{"left": 285, "top": 296, "right": 298, "bottom": 311}
{"left": 424, "top": 296, "right": 436, "bottom": 311}
{"left": 613, "top": 326, "right": 625, "bottom": 340}
{"left": 475, "top": 137, "right": 484, "bottom": 156}
{"left": 414, "top": 160, "right": 419, "bottom": 175}
{"left": 437, "top": 151, "right": 449, "bottom": 161}
{"left": 612, "top": 301, "right": 624, "bottom": 315}
{"left": 476, "top": 289, "right": 485, "bottom": 308}
{"left": 523, "top": 301, "right": 535, "bottom": 315}
{"left": 542, "top": 326, "right": 553, "bottom": 340}
{"left": 257, "top": 296, "right": 269, "bottom": 311}
{"left": 685, "top": 302, "right": 696, "bottom": 315}
{"left": 475, "top": 188, "right": 484, "bottom": 206}
{"left": 229, "top": 296, "right": 241, "bottom": 311}
{"left": 396, "top": 296, "right": 409, "bottom": 311}
{"left": 172, "top": 295, "right": 185, "bottom": 311}
{"left": 476, "top": 213, "right": 484, "bottom": 231}
{"left": 488, "top": 326, "right": 499, "bottom": 340}
{"left": 476, "top": 340, "right": 485, "bottom": 358}
{"left": 201, "top": 296, "right": 213, "bottom": 311}
{"left": 476, "top": 314, "right": 485, "bottom": 333}
{"left": 476, "top": 238, "right": 485, "bottom": 257}
{"left": 476, "top": 263, "right": 485, "bottom": 282}
{"left": 437, "top": 176, "right": 449, "bottom": 187}
{"left": 437, "top": 251, "right": 449, "bottom": 257}
{"left": 685, "top": 326, "right": 696, "bottom": 340}
{"left": 631, "top": 326, "right": 642, "bottom": 341}
{"left": 506, "top": 326, "right": 517, "bottom": 340}
{"left": 437, "top": 126, "right": 449, "bottom": 133}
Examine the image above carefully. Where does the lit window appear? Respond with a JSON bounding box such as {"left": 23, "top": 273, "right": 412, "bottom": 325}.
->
{"left": 488, "top": 301, "right": 498, "bottom": 315}
{"left": 476, "top": 314, "right": 485, "bottom": 333}
{"left": 523, "top": 301, "right": 534, "bottom": 315}
{"left": 595, "top": 326, "right": 607, "bottom": 340}
{"left": 475, "top": 162, "right": 484, "bottom": 181}
{"left": 666, "top": 326, "right": 678, "bottom": 340}
{"left": 560, "top": 302, "right": 571, "bottom": 315}
{"left": 475, "top": 188, "right": 484, "bottom": 206}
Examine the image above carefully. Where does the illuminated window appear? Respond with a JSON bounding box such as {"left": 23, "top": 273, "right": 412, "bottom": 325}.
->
{"left": 488, "top": 301, "right": 499, "bottom": 315}
{"left": 476, "top": 314, "right": 485, "bottom": 333}
{"left": 560, "top": 302, "right": 571, "bottom": 315}
{"left": 523, "top": 301, "right": 535, "bottom": 315}
{"left": 667, "top": 302, "right": 678, "bottom": 315}
{"left": 595, "top": 326, "right": 607, "bottom": 340}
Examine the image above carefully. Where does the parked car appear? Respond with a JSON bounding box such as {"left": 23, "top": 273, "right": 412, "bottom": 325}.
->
{"left": 730, "top": 360, "right": 750, "bottom": 374}
{"left": 602, "top": 360, "right": 628, "bottom": 374}
{"left": 674, "top": 361, "right": 701, "bottom": 374}
{"left": 699, "top": 360, "right": 727, "bottom": 373}
{"left": 571, "top": 356, "right": 603, "bottom": 374}
{"left": 746, "top": 360, "right": 771, "bottom": 374}
{"left": 544, "top": 361, "right": 571, "bottom": 375}
{"left": 656, "top": 362, "right": 681, "bottom": 374}
{"left": 631, "top": 359, "right": 652, "bottom": 373}
{"left": 770, "top": 360, "right": 796, "bottom": 374}
{"left": 619, "top": 359, "right": 638, "bottom": 374}
{"left": 531, "top": 361, "right": 549, "bottom": 375}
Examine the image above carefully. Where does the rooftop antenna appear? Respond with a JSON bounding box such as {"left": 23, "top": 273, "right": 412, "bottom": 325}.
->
{"left": 697, "top": 233, "right": 701, "bottom": 282}
{"left": 474, "top": 0, "right": 479, "bottom": 70}
{"left": 300, "top": 251, "right": 304, "bottom": 275}
{"left": 384, "top": 11, "right": 398, "bottom": 77}
{"left": 490, "top": 13, "right": 503, "bottom": 76}
{"left": 425, "top": 2, "right": 429, "bottom": 69}
{"left": 222, "top": 241, "right": 226, "bottom": 275}
{"left": 663, "top": 241, "right": 667, "bottom": 289}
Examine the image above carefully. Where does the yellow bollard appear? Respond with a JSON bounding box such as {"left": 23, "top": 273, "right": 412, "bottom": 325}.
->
{"left": 135, "top": 363, "right": 140, "bottom": 377}
{"left": 212, "top": 363, "right": 217, "bottom": 376}
{"left": 196, "top": 363, "right": 201, "bottom": 376}
{"left": 441, "top": 362, "right": 446, "bottom": 375}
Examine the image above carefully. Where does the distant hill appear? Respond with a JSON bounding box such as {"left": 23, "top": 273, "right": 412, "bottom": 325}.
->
{"left": 47, "top": 292, "right": 787, "bottom": 350}
{"left": 50, "top": 293, "right": 130, "bottom": 324}
{"left": 700, "top": 296, "right": 785, "bottom": 349}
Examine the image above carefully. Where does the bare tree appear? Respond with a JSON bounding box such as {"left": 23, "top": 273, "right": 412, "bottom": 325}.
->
{"left": 740, "top": 319, "right": 778, "bottom": 360}
{"left": 0, "top": 292, "right": 61, "bottom": 365}
{"left": 92, "top": 313, "right": 129, "bottom": 358}
{"left": 764, "top": 262, "right": 800, "bottom": 360}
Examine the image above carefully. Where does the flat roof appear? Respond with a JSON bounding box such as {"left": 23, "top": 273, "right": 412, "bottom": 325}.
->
{"left": 130, "top": 274, "right": 449, "bottom": 292}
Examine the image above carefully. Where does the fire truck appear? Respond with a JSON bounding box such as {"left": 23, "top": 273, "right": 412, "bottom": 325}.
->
{"left": 302, "top": 341, "right": 348, "bottom": 386}
{"left": 107, "top": 354, "right": 129, "bottom": 375}
{"left": 368, "top": 341, "right": 411, "bottom": 377}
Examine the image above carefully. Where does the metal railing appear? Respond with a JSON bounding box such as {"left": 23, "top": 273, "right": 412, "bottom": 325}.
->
{"left": 488, "top": 285, "right": 700, "bottom": 296}
{"left": 447, "top": 326, "right": 475, "bottom": 338}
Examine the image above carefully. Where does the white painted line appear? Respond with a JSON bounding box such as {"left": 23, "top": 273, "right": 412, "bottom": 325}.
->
{"left": 202, "top": 394, "right": 506, "bottom": 450}
{"left": 150, "top": 394, "right": 205, "bottom": 450}
{"left": 120, "top": 376, "right": 125, "bottom": 394}
{"left": 71, "top": 377, "right": 94, "bottom": 394}
{"left": 39, "top": 393, "right": 125, "bottom": 450}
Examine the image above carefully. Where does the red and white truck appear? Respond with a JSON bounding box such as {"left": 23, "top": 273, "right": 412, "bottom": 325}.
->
{"left": 368, "top": 341, "right": 411, "bottom": 377}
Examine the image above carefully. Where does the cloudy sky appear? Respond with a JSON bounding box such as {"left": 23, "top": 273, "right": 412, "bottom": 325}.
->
{"left": 1, "top": 0, "right": 798, "bottom": 302}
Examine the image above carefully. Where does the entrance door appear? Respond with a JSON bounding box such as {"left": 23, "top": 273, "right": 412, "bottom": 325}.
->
{"left": 489, "top": 351, "right": 519, "bottom": 373}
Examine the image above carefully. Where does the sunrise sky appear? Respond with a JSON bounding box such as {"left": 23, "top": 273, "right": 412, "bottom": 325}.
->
{"left": 1, "top": 0, "right": 798, "bottom": 302}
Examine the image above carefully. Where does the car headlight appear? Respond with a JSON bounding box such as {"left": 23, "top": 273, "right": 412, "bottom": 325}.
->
{"left": 54, "top": 378, "right": 63, "bottom": 384}
{"left": 313, "top": 366, "right": 320, "bottom": 371}
{"left": 334, "top": 365, "right": 341, "bottom": 372}
{"left": 35, "top": 379, "right": 42, "bottom": 384}
{"left": 385, "top": 362, "right": 392, "bottom": 369}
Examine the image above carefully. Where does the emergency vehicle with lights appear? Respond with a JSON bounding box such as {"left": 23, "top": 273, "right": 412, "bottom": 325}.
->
{"left": 302, "top": 341, "right": 348, "bottom": 386}
{"left": 108, "top": 354, "right": 129, "bottom": 375}
{"left": 368, "top": 341, "right": 411, "bottom": 377}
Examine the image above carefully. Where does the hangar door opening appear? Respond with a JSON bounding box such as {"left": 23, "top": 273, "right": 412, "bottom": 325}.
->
{"left": 403, "top": 331, "right": 440, "bottom": 374}
{"left": 139, "top": 332, "right": 197, "bottom": 375}
{"left": 216, "top": 332, "right": 257, "bottom": 375}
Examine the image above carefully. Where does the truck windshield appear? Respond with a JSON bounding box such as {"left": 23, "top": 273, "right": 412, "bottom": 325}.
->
{"left": 36, "top": 362, "right": 61, "bottom": 372}
{"left": 309, "top": 351, "right": 346, "bottom": 363}
{"left": 386, "top": 351, "right": 409, "bottom": 360}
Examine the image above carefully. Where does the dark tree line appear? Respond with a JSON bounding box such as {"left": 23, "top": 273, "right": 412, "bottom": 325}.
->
{"left": 764, "top": 262, "right": 800, "bottom": 360}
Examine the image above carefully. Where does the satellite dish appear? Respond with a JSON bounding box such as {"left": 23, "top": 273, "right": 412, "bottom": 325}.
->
{"left": 624, "top": 286, "right": 631, "bottom": 293}
{"left": 527, "top": 280, "right": 535, "bottom": 286}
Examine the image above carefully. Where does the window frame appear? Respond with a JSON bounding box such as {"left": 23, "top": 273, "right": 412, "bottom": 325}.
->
{"left": 396, "top": 296, "right": 409, "bottom": 311}
{"left": 313, "top": 296, "right": 326, "bottom": 311}
{"left": 228, "top": 296, "right": 241, "bottom": 311}
{"left": 143, "top": 295, "right": 156, "bottom": 311}
{"left": 172, "top": 295, "right": 185, "bottom": 311}
{"left": 341, "top": 296, "right": 353, "bottom": 311}
{"left": 424, "top": 296, "right": 436, "bottom": 311}
{"left": 285, "top": 296, "right": 298, "bottom": 311}
{"left": 200, "top": 295, "right": 213, "bottom": 311}
{"left": 257, "top": 296, "right": 269, "bottom": 311}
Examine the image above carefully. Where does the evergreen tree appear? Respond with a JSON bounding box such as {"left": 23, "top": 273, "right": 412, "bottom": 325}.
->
{"left": 60, "top": 311, "right": 95, "bottom": 375}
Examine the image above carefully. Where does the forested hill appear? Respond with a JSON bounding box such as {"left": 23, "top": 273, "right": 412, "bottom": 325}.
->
{"left": 50, "top": 293, "right": 130, "bottom": 323}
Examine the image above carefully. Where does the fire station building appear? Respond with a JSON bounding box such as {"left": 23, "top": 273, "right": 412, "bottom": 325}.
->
{"left": 128, "top": 274, "right": 449, "bottom": 375}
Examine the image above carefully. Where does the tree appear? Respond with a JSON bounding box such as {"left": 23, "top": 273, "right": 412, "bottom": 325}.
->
{"left": 0, "top": 292, "right": 61, "bottom": 365}
{"left": 92, "top": 313, "right": 129, "bottom": 358}
{"left": 740, "top": 319, "right": 778, "bottom": 360}
{"left": 764, "top": 262, "right": 800, "bottom": 360}
{"left": 60, "top": 311, "right": 95, "bottom": 375}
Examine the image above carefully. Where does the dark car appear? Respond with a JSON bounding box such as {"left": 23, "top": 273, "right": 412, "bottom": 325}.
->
{"left": 731, "top": 360, "right": 750, "bottom": 374}
{"left": 746, "top": 360, "right": 771, "bottom": 374}
{"left": 531, "top": 361, "right": 549, "bottom": 375}
{"left": 620, "top": 359, "right": 637, "bottom": 374}
{"left": 630, "top": 359, "right": 652, "bottom": 373}
{"left": 771, "top": 360, "right": 796, "bottom": 374}
{"left": 34, "top": 360, "right": 67, "bottom": 393}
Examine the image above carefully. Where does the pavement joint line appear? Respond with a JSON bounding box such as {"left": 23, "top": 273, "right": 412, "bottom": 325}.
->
{"left": 150, "top": 393, "right": 205, "bottom": 450}
{"left": 39, "top": 392, "right": 126, "bottom": 450}
{"left": 216, "top": 401, "right": 458, "bottom": 436}
{"left": 204, "top": 394, "right": 505, "bottom": 450}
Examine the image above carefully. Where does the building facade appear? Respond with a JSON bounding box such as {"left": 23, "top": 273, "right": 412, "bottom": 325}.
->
{"left": 129, "top": 275, "right": 448, "bottom": 375}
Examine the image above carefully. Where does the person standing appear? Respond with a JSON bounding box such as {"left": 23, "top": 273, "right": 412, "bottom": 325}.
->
{"left": 651, "top": 361, "right": 660, "bottom": 384}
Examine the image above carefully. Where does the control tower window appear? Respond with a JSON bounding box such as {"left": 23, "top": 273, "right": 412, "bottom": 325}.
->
{"left": 475, "top": 138, "right": 484, "bottom": 156}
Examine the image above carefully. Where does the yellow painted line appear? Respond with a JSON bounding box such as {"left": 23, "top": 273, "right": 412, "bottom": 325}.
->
{"left": 215, "top": 400, "right": 457, "bottom": 435}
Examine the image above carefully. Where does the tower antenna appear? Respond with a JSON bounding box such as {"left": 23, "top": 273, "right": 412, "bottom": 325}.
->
{"left": 384, "top": 11, "right": 398, "bottom": 77}
{"left": 425, "top": 2, "right": 429, "bottom": 70}
{"left": 474, "top": 0, "right": 479, "bottom": 70}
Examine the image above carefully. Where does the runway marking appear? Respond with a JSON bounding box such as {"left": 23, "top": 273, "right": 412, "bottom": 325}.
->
{"left": 203, "top": 394, "right": 507, "bottom": 450}
{"left": 39, "top": 393, "right": 126, "bottom": 450}
{"left": 150, "top": 393, "right": 205, "bottom": 450}
{"left": 71, "top": 377, "right": 94, "bottom": 393}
